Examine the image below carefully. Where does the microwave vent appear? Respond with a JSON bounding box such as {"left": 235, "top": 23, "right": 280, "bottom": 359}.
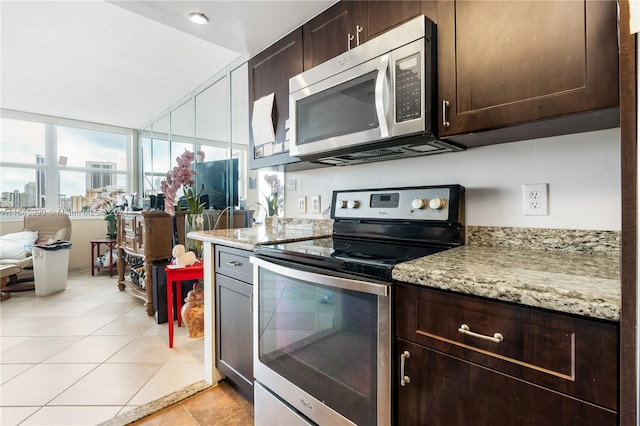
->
{"left": 313, "top": 138, "right": 464, "bottom": 166}
{"left": 345, "top": 149, "right": 400, "bottom": 159}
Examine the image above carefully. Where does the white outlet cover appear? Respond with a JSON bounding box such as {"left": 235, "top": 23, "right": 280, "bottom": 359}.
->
{"left": 311, "top": 195, "right": 321, "bottom": 214}
{"left": 298, "top": 196, "right": 307, "bottom": 214}
{"left": 523, "top": 183, "right": 548, "bottom": 216}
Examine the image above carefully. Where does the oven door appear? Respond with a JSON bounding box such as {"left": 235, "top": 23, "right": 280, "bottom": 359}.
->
{"left": 251, "top": 256, "right": 391, "bottom": 426}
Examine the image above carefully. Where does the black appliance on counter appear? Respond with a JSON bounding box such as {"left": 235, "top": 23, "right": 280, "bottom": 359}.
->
{"left": 251, "top": 184, "right": 464, "bottom": 426}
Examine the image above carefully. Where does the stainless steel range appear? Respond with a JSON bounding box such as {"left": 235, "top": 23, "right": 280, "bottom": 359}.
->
{"left": 251, "top": 185, "right": 465, "bottom": 425}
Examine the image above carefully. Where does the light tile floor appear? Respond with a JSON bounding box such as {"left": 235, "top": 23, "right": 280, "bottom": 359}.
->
{"left": 1, "top": 271, "right": 205, "bottom": 426}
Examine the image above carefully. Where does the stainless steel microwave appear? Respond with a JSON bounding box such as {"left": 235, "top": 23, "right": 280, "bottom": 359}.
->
{"left": 289, "top": 15, "right": 463, "bottom": 166}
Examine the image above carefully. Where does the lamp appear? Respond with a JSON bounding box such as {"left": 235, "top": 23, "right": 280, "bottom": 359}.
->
{"left": 188, "top": 13, "right": 209, "bottom": 25}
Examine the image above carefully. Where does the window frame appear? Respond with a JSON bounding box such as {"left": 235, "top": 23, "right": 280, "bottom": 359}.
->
{"left": 0, "top": 109, "right": 134, "bottom": 219}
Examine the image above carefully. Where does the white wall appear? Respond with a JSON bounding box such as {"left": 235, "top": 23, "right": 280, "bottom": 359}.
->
{"left": 285, "top": 128, "right": 621, "bottom": 231}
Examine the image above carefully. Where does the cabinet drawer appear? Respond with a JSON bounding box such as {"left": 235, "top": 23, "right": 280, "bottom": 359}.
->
{"left": 215, "top": 245, "right": 252, "bottom": 283}
{"left": 124, "top": 234, "right": 138, "bottom": 252}
{"left": 123, "top": 216, "right": 136, "bottom": 232}
{"left": 396, "top": 284, "right": 618, "bottom": 410}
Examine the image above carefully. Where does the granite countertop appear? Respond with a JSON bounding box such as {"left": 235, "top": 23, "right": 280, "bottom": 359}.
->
{"left": 190, "top": 222, "right": 621, "bottom": 321}
{"left": 187, "top": 219, "right": 333, "bottom": 251}
{"left": 392, "top": 245, "right": 621, "bottom": 321}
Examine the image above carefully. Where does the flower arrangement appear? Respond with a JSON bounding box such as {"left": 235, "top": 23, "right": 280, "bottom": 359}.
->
{"left": 258, "top": 173, "right": 283, "bottom": 217}
{"left": 90, "top": 191, "right": 123, "bottom": 239}
{"left": 160, "top": 150, "right": 206, "bottom": 216}
{"left": 90, "top": 190, "right": 124, "bottom": 218}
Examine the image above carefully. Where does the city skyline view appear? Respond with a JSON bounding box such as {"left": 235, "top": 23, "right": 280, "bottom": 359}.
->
{"left": 1, "top": 119, "right": 128, "bottom": 211}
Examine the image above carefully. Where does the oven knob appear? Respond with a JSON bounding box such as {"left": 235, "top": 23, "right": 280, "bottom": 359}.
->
{"left": 347, "top": 200, "right": 360, "bottom": 209}
{"left": 429, "top": 198, "right": 444, "bottom": 210}
{"left": 338, "top": 200, "right": 348, "bottom": 208}
{"left": 411, "top": 199, "right": 426, "bottom": 209}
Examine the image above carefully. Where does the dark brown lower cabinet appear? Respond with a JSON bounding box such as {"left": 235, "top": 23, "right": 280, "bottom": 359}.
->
{"left": 395, "top": 283, "right": 619, "bottom": 425}
{"left": 215, "top": 264, "right": 253, "bottom": 401}
{"left": 396, "top": 339, "right": 617, "bottom": 426}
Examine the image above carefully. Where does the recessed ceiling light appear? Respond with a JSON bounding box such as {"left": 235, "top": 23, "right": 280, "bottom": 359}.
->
{"left": 188, "top": 13, "right": 209, "bottom": 25}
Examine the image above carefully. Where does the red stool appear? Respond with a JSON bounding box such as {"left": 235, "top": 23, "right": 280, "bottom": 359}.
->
{"left": 164, "top": 262, "right": 204, "bottom": 348}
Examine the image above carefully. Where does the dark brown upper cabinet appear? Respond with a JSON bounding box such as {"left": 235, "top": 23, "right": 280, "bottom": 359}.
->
{"left": 303, "top": 1, "right": 434, "bottom": 70}
{"left": 249, "top": 1, "right": 433, "bottom": 170}
{"left": 248, "top": 28, "right": 304, "bottom": 170}
{"left": 302, "top": 1, "right": 365, "bottom": 70}
{"left": 436, "top": 0, "right": 620, "bottom": 148}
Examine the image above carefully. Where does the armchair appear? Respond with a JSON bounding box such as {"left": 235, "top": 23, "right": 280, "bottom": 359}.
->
{"left": 0, "top": 212, "right": 72, "bottom": 292}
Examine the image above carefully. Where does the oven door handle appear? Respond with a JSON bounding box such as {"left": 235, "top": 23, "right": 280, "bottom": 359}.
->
{"left": 250, "top": 256, "right": 389, "bottom": 297}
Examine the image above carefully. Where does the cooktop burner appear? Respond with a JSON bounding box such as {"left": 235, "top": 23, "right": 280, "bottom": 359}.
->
{"left": 254, "top": 185, "right": 465, "bottom": 281}
{"left": 254, "top": 236, "right": 451, "bottom": 281}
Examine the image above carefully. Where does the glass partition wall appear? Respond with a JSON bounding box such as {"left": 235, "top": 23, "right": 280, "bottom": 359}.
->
{"left": 139, "top": 62, "right": 257, "bottom": 229}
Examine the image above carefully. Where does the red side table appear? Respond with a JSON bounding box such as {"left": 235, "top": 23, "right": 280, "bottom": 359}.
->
{"left": 164, "top": 262, "right": 204, "bottom": 348}
{"left": 91, "top": 239, "right": 117, "bottom": 277}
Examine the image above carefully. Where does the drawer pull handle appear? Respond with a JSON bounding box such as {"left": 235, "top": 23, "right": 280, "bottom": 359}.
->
{"left": 442, "top": 99, "right": 451, "bottom": 127}
{"left": 400, "top": 350, "right": 411, "bottom": 386}
{"left": 226, "top": 261, "right": 241, "bottom": 267}
{"left": 458, "top": 324, "right": 504, "bottom": 343}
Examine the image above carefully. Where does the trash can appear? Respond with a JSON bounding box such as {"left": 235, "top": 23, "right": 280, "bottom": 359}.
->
{"left": 32, "top": 241, "right": 72, "bottom": 296}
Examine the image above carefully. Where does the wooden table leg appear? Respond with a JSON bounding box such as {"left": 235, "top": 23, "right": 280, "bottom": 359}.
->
{"left": 91, "top": 241, "right": 96, "bottom": 276}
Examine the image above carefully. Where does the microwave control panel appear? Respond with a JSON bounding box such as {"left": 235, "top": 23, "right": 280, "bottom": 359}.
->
{"left": 332, "top": 186, "right": 463, "bottom": 222}
{"left": 395, "top": 52, "right": 422, "bottom": 123}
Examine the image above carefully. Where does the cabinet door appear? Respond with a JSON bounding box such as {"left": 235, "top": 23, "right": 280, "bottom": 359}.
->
{"left": 396, "top": 339, "right": 617, "bottom": 426}
{"left": 365, "top": 1, "right": 423, "bottom": 40}
{"left": 303, "top": 1, "right": 431, "bottom": 70}
{"left": 248, "top": 28, "right": 303, "bottom": 169}
{"left": 436, "top": 0, "right": 619, "bottom": 147}
{"left": 215, "top": 273, "right": 253, "bottom": 401}
{"left": 396, "top": 283, "right": 619, "bottom": 410}
{"left": 302, "top": 1, "right": 365, "bottom": 70}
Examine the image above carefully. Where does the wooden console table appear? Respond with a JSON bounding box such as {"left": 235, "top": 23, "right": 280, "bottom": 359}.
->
{"left": 116, "top": 209, "right": 253, "bottom": 316}
{"left": 116, "top": 211, "right": 175, "bottom": 316}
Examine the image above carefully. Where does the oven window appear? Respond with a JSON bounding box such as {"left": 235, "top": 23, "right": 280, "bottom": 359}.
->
{"left": 296, "top": 71, "right": 379, "bottom": 145}
{"left": 257, "top": 267, "right": 378, "bottom": 425}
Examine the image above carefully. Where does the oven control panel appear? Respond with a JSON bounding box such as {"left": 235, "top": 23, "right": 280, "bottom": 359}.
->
{"left": 332, "top": 185, "right": 464, "bottom": 222}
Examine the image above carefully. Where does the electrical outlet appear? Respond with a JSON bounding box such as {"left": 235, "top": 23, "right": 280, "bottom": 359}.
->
{"left": 311, "top": 195, "right": 321, "bottom": 214}
{"left": 298, "top": 196, "right": 307, "bottom": 214}
{"left": 523, "top": 183, "right": 548, "bottom": 216}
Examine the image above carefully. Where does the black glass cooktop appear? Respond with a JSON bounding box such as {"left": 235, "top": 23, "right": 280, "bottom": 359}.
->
{"left": 253, "top": 236, "right": 450, "bottom": 281}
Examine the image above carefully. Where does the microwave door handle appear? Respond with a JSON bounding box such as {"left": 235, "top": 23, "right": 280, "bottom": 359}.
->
{"left": 375, "top": 53, "right": 390, "bottom": 138}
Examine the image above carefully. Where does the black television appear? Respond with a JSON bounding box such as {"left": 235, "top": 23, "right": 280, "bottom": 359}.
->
{"left": 195, "top": 158, "right": 239, "bottom": 209}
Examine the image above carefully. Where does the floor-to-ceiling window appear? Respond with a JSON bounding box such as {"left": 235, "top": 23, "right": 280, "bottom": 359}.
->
{"left": 0, "top": 111, "right": 133, "bottom": 217}
{"left": 139, "top": 67, "right": 249, "bottom": 214}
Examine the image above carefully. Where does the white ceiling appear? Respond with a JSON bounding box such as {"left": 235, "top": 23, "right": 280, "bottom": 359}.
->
{"left": 0, "top": 0, "right": 334, "bottom": 130}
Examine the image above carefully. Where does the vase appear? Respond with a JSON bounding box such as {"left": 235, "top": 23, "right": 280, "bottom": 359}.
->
{"left": 181, "top": 282, "right": 204, "bottom": 338}
{"left": 184, "top": 213, "right": 204, "bottom": 258}
{"left": 263, "top": 216, "right": 274, "bottom": 229}
{"left": 105, "top": 214, "right": 117, "bottom": 240}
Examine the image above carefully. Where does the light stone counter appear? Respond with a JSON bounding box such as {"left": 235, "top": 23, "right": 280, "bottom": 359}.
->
{"left": 393, "top": 245, "right": 621, "bottom": 321}
{"left": 187, "top": 218, "right": 333, "bottom": 250}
